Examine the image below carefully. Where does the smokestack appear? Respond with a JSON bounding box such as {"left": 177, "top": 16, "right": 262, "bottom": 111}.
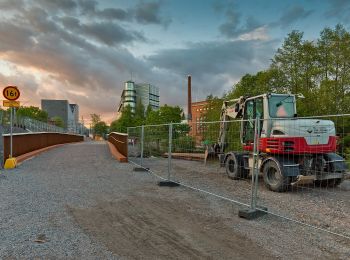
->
{"left": 188, "top": 75, "right": 192, "bottom": 121}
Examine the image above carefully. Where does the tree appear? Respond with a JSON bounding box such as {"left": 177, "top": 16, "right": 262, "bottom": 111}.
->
{"left": 272, "top": 30, "right": 305, "bottom": 94}
{"left": 90, "top": 114, "right": 101, "bottom": 128}
{"left": 134, "top": 99, "right": 145, "bottom": 126}
{"left": 51, "top": 116, "right": 64, "bottom": 127}
{"left": 145, "top": 105, "right": 153, "bottom": 118}
{"left": 203, "top": 95, "right": 222, "bottom": 122}
{"left": 110, "top": 105, "right": 134, "bottom": 133}
{"left": 145, "top": 105, "right": 183, "bottom": 125}
{"left": 94, "top": 121, "right": 108, "bottom": 137}
{"left": 16, "top": 106, "right": 48, "bottom": 122}
{"left": 317, "top": 24, "right": 350, "bottom": 114}
{"left": 224, "top": 24, "right": 350, "bottom": 117}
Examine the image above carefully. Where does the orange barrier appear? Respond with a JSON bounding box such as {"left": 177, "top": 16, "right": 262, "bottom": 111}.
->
{"left": 16, "top": 144, "right": 65, "bottom": 164}
{"left": 107, "top": 141, "right": 127, "bottom": 162}
{"left": 3, "top": 132, "right": 84, "bottom": 164}
{"left": 107, "top": 132, "right": 128, "bottom": 163}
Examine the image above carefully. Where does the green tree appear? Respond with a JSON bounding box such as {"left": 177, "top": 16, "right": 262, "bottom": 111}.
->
{"left": 94, "top": 121, "right": 108, "bottom": 137}
{"left": 203, "top": 95, "right": 222, "bottom": 122}
{"left": 51, "top": 116, "right": 64, "bottom": 127}
{"left": 90, "top": 114, "right": 101, "bottom": 128}
{"left": 134, "top": 99, "right": 145, "bottom": 126}
{"left": 317, "top": 24, "right": 350, "bottom": 114}
{"left": 110, "top": 105, "right": 134, "bottom": 133}
{"left": 16, "top": 106, "right": 48, "bottom": 122}
{"left": 90, "top": 113, "right": 102, "bottom": 138}
{"left": 145, "top": 104, "right": 153, "bottom": 117}
{"left": 145, "top": 105, "right": 183, "bottom": 125}
{"left": 272, "top": 30, "right": 305, "bottom": 94}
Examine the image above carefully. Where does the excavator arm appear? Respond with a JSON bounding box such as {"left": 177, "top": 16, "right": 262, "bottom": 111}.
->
{"left": 217, "top": 96, "right": 246, "bottom": 153}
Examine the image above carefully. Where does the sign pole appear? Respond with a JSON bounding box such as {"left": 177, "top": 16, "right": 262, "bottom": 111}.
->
{"left": 10, "top": 107, "right": 13, "bottom": 157}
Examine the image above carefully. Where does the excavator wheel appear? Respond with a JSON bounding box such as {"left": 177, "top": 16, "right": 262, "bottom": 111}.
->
{"left": 225, "top": 153, "right": 246, "bottom": 180}
{"left": 263, "top": 160, "right": 291, "bottom": 192}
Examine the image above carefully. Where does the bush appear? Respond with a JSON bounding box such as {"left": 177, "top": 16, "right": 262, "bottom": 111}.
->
{"left": 172, "top": 136, "right": 196, "bottom": 153}
{"left": 338, "top": 135, "right": 350, "bottom": 154}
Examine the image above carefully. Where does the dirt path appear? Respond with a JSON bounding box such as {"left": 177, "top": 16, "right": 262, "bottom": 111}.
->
{"left": 70, "top": 194, "right": 273, "bottom": 260}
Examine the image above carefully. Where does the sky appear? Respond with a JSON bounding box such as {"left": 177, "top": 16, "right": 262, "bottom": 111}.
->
{"left": 0, "top": 0, "right": 349, "bottom": 123}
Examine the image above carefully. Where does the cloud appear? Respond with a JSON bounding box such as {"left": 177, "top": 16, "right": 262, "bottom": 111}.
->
{"left": 133, "top": 0, "right": 171, "bottom": 27}
{"left": 238, "top": 26, "right": 269, "bottom": 41}
{"left": 218, "top": 2, "right": 263, "bottom": 39}
{"left": 0, "top": 0, "right": 274, "bottom": 122}
{"left": 0, "top": 0, "right": 24, "bottom": 10}
{"left": 35, "top": 0, "right": 77, "bottom": 12}
{"left": 274, "top": 5, "right": 313, "bottom": 28}
{"left": 77, "top": 0, "right": 130, "bottom": 21}
{"left": 77, "top": 0, "right": 97, "bottom": 14}
{"left": 77, "top": 22, "right": 146, "bottom": 46}
{"left": 0, "top": 22, "right": 34, "bottom": 52}
{"left": 95, "top": 8, "right": 130, "bottom": 21}
{"left": 147, "top": 39, "right": 276, "bottom": 100}
{"left": 75, "top": 0, "right": 171, "bottom": 27}
{"left": 324, "top": 0, "right": 350, "bottom": 22}
{"left": 22, "top": 7, "right": 59, "bottom": 34}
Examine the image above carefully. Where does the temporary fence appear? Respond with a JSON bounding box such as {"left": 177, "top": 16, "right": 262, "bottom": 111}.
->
{"left": 127, "top": 113, "right": 350, "bottom": 240}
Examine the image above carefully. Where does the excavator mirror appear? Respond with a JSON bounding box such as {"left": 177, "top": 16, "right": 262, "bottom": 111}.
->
{"left": 235, "top": 103, "right": 240, "bottom": 112}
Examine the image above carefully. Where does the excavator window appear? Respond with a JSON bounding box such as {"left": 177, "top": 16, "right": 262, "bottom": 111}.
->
{"left": 269, "top": 95, "right": 295, "bottom": 118}
{"left": 242, "top": 98, "right": 263, "bottom": 144}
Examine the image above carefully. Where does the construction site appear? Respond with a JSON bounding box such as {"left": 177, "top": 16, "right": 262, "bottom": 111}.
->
{"left": 1, "top": 1, "right": 350, "bottom": 258}
{"left": 1, "top": 75, "right": 350, "bottom": 259}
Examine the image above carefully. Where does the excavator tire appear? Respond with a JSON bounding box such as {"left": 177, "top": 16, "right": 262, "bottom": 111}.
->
{"left": 263, "top": 160, "right": 291, "bottom": 192}
{"left": 225, "top": 153, "right": 246, "bottom": 180}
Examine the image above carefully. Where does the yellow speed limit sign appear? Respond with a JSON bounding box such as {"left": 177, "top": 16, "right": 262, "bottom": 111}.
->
{"left": 3, "top": 86, "right": 20, "bottom": 101}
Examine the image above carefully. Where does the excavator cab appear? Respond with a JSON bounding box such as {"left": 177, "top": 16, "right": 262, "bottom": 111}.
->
{"left": 241, "top": 94, "right": 297, "bottom": 147}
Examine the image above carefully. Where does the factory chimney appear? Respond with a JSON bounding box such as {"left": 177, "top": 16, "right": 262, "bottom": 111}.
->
{"left": 187, "top": 75, "right": 192, "bottom": 121}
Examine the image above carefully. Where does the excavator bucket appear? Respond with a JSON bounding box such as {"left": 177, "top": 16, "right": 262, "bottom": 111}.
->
{"left": 291, "top": 175, "right": 315, "bottom": 186}
{"left": 204, "top": 147, "right": 220, "bottom": 164}
{"left": 204, "top": 146, "right": 226, "bottom": 166}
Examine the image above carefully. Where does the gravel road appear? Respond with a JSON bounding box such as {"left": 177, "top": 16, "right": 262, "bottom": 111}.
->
{"left": 1, "top": 141, "right": 349, "bottom": 259}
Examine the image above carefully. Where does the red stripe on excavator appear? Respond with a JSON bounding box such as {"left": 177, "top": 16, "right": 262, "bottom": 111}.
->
{"left": 243, "top": 136, "right": 337, "bottom": 154}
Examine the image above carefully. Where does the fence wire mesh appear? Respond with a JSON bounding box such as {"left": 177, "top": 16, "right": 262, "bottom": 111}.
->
{"left": 127, "top": 114, "right": 350, "bottom": 240}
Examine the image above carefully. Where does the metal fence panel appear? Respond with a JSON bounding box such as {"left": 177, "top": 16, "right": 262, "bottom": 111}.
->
{"left": 127, "top": 114, "right": 350, "bottom": 240}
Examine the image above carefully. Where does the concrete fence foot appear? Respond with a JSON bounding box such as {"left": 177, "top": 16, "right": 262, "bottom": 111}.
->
{"left": 133, "top": 167, "right": 149, "bottom": 172}
{"left": 238, "top": 206, "right": 268, "bottom": 220}
{"left": 158, "top": 181, "right": 180, "bottom": 187}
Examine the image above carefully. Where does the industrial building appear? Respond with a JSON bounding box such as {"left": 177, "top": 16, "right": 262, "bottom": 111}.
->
{"left": 186, "top": 75, "right": 214, "bottom": 144}
{"left": 41, "top": 99, "right": 79, "bottom": 131}
{"left": 117, "top": 81, "right": 159, "bottom": 117}
{"left": 189, "top": 100, "right": 210, "bottom": 143}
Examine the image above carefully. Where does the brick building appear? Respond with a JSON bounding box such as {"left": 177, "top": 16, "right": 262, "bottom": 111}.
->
{"left": 189, "top": 100, "right": 210, "bottom": 144}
